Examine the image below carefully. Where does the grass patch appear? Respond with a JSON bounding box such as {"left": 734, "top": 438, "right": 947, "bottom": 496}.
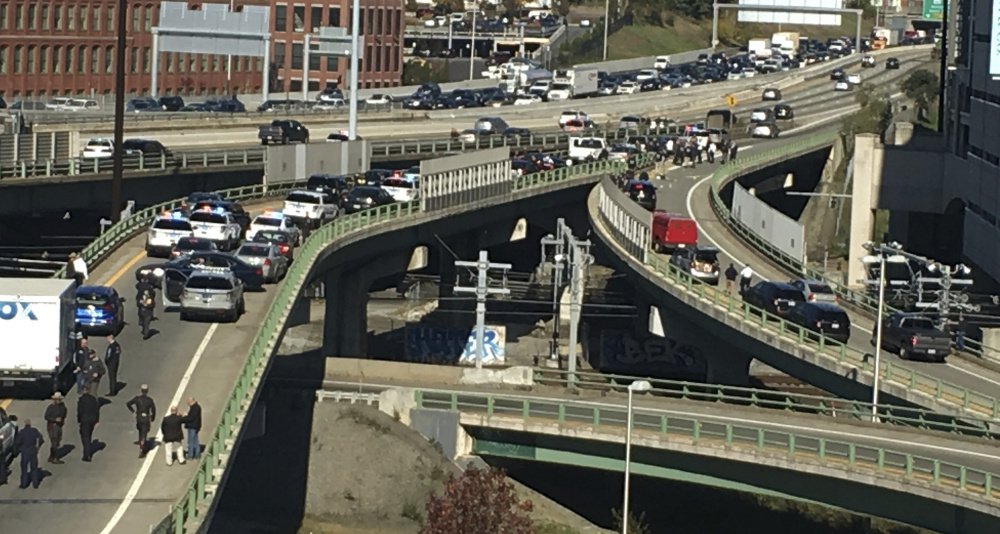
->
{"left": 606, "top": 20, "right": 709, "bottom": 59}
{"left": 535, "top": 522, "right": 582, "bottom": 534}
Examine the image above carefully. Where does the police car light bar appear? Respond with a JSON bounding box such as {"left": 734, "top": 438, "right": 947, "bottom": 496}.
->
{"left": 191, "top": 265, "right": 231, "bottom": 274}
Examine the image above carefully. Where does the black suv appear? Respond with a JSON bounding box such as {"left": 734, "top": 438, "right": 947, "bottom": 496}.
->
{"left": 122, "top": 139, "right": 173, "bottom": 159}
{"left": 885, "top": 57, "right": 901, "bottom": 70}
{"left": 785, "top": 302, "right": 851, "bottom": 343}
{"left": 626, "top": 179, "right": 657, "bottom": 211}
{"left": 343, "top": 186, "right": 396, "bottom": 214}
{"left": 307, "top": 173, "right": 350, "bottom": 197}
{"left": 742, "top": 281, "right": 806, "bottom": 317}
{"left": 158, "top": 96, "right": 185, "bottom": 111}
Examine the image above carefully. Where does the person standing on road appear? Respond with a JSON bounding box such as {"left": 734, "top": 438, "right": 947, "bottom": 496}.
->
{"left": 161, "top": 406, "right": 186, "bottom": 466}
{"left": 739, "top": 264, "right": 754, "bottom": 295}
{"left": 183, "top": 397, "right": 202, "bottom": 460}
{"left": 74, "top": 337, "right": 89, "bottom": 394}
{"left": 104, "top": 334, "right": 121, "bottom": 396}
{"left": 84, "top": 350, "right": 106, "bottom": 396}
{"left": 68, "top": 252, "right": 88, "bottom": 287}
{"left": 44, "top": 392, "right": 67, "bottom": 464}
{"left": 135, "top": 279, "right": 156, "bottom": 340}
{"left": 126, "top": 385, "right": 157, "bottom": 457}
{"left": 729, "top": 140, "right": 739, "bottom": 162}
{"left": 13, "top": 419, "right": 44, "bottom": 489}
{"left": 77, "top": 386, "right": 100, "bottom": 462}
{"left": 724, "top": 263, "right": 738, "bottom": 294}
{"left": 707, "top": 141, "right": 717, "bottom": 164}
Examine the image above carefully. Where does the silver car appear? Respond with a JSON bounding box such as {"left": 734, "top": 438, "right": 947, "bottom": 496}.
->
{"left": 179, "top": 268, "right": 245, "bottom": 322}
{"left": 789, "top": 279, "right": 838, "bottom": 304}
{"left": 234, "top": 243, "right": 289, "bottom": 283}
{"left": 0, "top": 407, "right": 16, "bottom": 468}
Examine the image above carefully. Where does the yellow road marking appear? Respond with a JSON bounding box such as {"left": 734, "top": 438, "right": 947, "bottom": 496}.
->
{"left": 103, "top": 249, "right": 148, "bottom": 287}
{"left": 0, "top": 398, "right": 10, "bottom": 410}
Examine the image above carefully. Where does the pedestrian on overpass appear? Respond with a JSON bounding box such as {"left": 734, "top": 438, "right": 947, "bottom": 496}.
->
{"left": 724, "top": 263, "right": 738, "bottom": 294}
{"left": 43, "top": 392, "right": 67, "bottom": 464}
{"left": 104, "top": 334, "right": 122, "bottom": 396}
{"left": 729, "top": 140, "right": 739, "bottom": 162}
{"left": 126, "top": 385, "right": 157, "bottom": 457}
{"left": 183, "top": 397, "right": 202, "bottom": 460}
{"left": 77, "top": 386, "right": 100, "bottom": 462}
{"left": 13, "top": 419, "right": 44, "bottom": 489}
{"left": 67, "top": 252, "right": 88, "bottom": 287}
{"left": 161, "top": 406, "right": 186, "bottom": 466}
{"left": 739, "top": 264, "right": 754, "bottom": 295}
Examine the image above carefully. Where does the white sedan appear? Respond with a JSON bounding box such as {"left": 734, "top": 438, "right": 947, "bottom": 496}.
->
{"left": 751, "top": 123, "right": 779, "bottom": 139}
{"left": 616, "top": 81, "right": 640, "bottom": 94}
{"left": 834, "top": 80, "right": 852, "bottom": 91}
{"left": 366, "top": 94, "right": 392, "bottom": 106}
{"left": 847, "top": 73, "right": 862, "bottom": 85}
{"left": 514, "top": 94, "right": 542, "bottom": 106}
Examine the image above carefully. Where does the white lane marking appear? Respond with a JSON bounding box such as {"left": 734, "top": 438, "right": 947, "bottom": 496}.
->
{"left": 99, "top": 322, "right": 219, "bottom": 534}
{"left": 944, "top": 363, "right": 1000, "bottom": 388}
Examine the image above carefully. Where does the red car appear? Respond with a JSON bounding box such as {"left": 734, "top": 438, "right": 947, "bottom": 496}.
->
{"left": 651, "top": 212, "right": 698, "bottom": 253}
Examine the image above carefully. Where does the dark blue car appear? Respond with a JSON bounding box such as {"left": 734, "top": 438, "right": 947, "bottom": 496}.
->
{"left": 75, "top": 286, "right": 125, "bottom": 335}
{"left": 136, "top": 251, "right": 266, "bottom": 302}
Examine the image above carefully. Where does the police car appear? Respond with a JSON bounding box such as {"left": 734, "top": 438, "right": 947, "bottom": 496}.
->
{"left": 145, "top": 212, "right": 194, "bottom": 257}
{"left": 189, "top": 206, "right": 243, "bottom": 250}
{"left": 74, "top": 285, "right": 126, "bottom": 335}
{"left": 246, "top": 210, "right": 301, "bottom": 244}
{"left": 178, "top": 266, "right": 245, "bottom": 322}
{"left": 283, "top": 190, "right": 339, "bottom": 228}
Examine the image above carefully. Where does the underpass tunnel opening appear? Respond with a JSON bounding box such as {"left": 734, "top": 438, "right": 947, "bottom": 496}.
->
{"left": 888, "top": 198, "right": 966, "bottom": 266}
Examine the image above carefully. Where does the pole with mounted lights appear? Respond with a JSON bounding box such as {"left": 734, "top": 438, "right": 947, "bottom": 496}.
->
{"left": 621, "top": 380, "right": 652, "bottom": 534}
{"left": 602, "top": 0, "right": 610, "bottom": 60}
{"left": 110, "top": 0, "right": 128, "bottom": 223}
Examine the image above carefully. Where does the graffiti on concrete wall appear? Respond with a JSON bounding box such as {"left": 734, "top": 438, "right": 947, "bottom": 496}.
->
{"left": 405, "top": 324, "right": 507, "bottom": 365}
{"left": 597, "top": 330, "right": 707, "bottom": 380}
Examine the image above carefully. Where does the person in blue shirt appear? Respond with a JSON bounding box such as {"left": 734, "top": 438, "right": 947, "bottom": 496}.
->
{"left": 14, "top": 419, "right": 45, "bottom": 489}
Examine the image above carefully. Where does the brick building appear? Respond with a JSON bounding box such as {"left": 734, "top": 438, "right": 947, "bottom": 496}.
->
{"left": 0, "top": 0, "right": 403, "bottom": 101}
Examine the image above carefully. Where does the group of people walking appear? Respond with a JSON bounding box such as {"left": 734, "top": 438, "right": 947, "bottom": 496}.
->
{"left": 660, "top": 135, "right": 739, "bottom": 169}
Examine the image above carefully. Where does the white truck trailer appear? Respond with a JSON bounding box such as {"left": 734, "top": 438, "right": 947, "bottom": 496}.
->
{"left": 550, "top": 67, "right": 600, "bottom": 99}
{"left": 0, "top": 279, "right": 76, "bottom": 394}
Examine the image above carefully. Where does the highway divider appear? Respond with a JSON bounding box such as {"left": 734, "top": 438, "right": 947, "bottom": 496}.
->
{"left": 149, "top": 158, "right": 630, "bottom": 533}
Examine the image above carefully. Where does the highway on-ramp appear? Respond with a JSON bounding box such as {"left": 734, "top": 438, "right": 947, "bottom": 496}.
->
{"left": 0, "top": 201, "right": 282, "bottom": 534}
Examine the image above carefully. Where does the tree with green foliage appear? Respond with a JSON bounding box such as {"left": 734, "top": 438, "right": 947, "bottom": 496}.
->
{"left": 421, "top": 467, "right": 535, "bottom": 534}
{"left": 611, "top": 508, "right": 651, "bottom": 534}
{"left": 840, "top": 85, "right": 893, "bottom": 139}
{"left": 901, "top": 69, "right": 940, "bottom": 120}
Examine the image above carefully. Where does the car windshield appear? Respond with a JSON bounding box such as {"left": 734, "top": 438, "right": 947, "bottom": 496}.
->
{"left": 255, "top": 217, "right": 282, "bottom": 227}
{"left": 287, "top": 193, "right": 321, "bottom": 204}
{"left": 382, "top": 178, "right": 414, "bottom": 189}
{"left": 349, "top": 188, "right": 380, "bottom": 199}
{"left": 574, "top": 139, "right": 604, "bottom": 149}
{"left": 153, "top": 219, "right": 192, "bottom": 231}
{"left": 186, "top": 277, "right": 233, "bottom": 290}
{"left": 238, "top": 245, "right": 270, "bottom": 257}
{"left": 190, "top": 212, "right": 228, "bottom": 224}
{"left": 808, "top": 282, "right": 834, "bottom": 294}
{"left": 255, "top": 232, "right": 290, "bottom": 244}
{"left": 76, "top": 293, "right": 111, "bottom": 306}
{"left": 818, "top": 310, "right": 847, "bottom": 322}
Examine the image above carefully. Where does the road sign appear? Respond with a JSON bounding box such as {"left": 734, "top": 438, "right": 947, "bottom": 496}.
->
{"left": 725, "top": 95, "right": 737, "bottom": 108}
{"left": 922, "top": 0, "right": 943, "bottom": 20}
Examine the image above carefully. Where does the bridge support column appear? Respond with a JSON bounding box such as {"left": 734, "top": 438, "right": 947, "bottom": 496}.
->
{"left": 848, "top": 133, "right": 883, "bottom": 289}
{"left": 322, "top": 268, "right": 369, "bottom": 358}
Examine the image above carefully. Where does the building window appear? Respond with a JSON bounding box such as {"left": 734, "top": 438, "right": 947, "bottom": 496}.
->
{"left": 92, "top": 5, "right": 100, "bottom": 31}
{"left": 40, "top": 4, "right": 47, "bottom": 29}
{"left": 326, "top": 55, "right": 337, "bottom": 71}
{"left": 375, "top": 9, "right": 381, "bottom": 35}
{"left": 309, "top": 47, "right": 319, "bottom": 70}
{"left": 374, "top": 44, "right": 381, "bottom": 71}
{"left": 129, "top": 46, "right": 137, "bottom": 73}
{"left": 12, "top": 45, "right": 21, "bottom": 73}
{"left": 26, "top": 3, "right": 34, "bottom": 29}
{"left": 77, "top": 46, "right": 85, "bottom": 73}
{"left": 392, "top": 45, "right": 398, "bottom": 71}
{"left": 275, "top": 4, "right": 286, "bottom": 31}
{"left": 274, "top": 41, "right": 286, "bottom": 68}
{"left": 64, "top": 46, "right": 72, "bottom": 73}
{"left": 394, "top": 9, "right": 400, "bottom": 35}
{"left": 14, "top": 3, "right": 22, "bottom": 30}
{"left": 187, "top": 53, "right": 195, "bottom": 72}
{"left": 67, "top": 5, "right": 75, "bottom": 30}
{"left": 54, "top": 4, "right": 61, "bottom": 29}
{"left": 53, "top": 45, "right": 61, "bottom": 73}
{"left": 211, "top": 55, "right": 219, "bottom": 72}
{"left": 200, "top": 53, "right": 208, "bottom": 72}
{"left": 291, "top": 42, "right": 302, "bottom": 69}
{"left": 328, "top": 7, "right": 340, "bottom": 26}
{"left": 0, "top": 4, "right": 7, "bottom": 30}
{"left": 39, "top": 45, "right": 48, "bottom": 72}
{"left": 178, "top": 52, "right": 186, "bottom": 72}
{"left": 132, "top": 4, "right": 140, "bottom": 31}
{"left": 144, "top": 4, "right": 151, "bottom": 31}
{"left": 106, "top": 4, "right": 113, "bottom": 31}
{"left": 25, "top": 45, "right": 34, "bottom": 73}
{"left": 165, "top": 52, "right": 173, "bottom": 72}
{"left": 90, "top": 46, "right": 98, "bottom": 73}
{"left": 0, "top": 46, "right": 7, "bottom": 74}
{"left": 104, "top": 45, "right": 112, "bottom": 73}
{"left": 80, "top": 5, "right": 88, "bottom": 30}
{"left": 293, "top": 6, "right": 304, "bottom": 31}
{"left": 142, "top": 47, "right": 150, "bottom": 73}
{"left": 310, "top": 6, "right": 321, "bottom": 30}
{"left": 365, "top": 45, "right": 372, "bottom": 71}
{"left": 357, "top": 8, "right": 363, "bottom": 34}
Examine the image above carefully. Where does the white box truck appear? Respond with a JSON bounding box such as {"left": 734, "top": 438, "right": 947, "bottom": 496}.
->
{"left": 771, "top": 32, "right": 800, "bottom": 58}
{"left": 0, "top": 279, "right": 76, "bottom": 394}
{"left": 550, "top": 67, "right": 600, "bottom": 99}
{"left": 749, "top": 38, "right": 772, "bottom": 63}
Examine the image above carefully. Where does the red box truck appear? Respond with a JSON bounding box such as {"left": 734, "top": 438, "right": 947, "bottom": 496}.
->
{"left": 651, "top": 212, "right": 698, "bottom": 252}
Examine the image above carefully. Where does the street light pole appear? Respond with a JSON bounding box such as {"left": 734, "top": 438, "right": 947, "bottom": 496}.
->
{"left": 110, "top": 0, "right": 127, "bottom": 223}
{"left": 622, "top": 380, "right": 651, "bottom": 534}
{"left": 602, "top": 0, "right": 611, "bottom": 61}
{"left": 347, "top": 0, "right": 360, "bottom": 139}
{"left": 871, "top": 254, "right": 886, "bottom": 422}
{"left": 469, "top": 10, "right": 478, "bottom": 81}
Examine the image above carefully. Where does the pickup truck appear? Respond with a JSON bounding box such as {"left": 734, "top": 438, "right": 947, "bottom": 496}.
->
{"left": 258, "top": 120, "right": 310, "bottom": 145}
{"left": 872, "top": 312, "right": 952, "bottom": 362}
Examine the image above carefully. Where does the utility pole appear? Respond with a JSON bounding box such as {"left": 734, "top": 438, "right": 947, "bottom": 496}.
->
{"left": 540, "top": 219, "right": 593, "bottom": 384}
{"left": 110, "top": 0, "right": 127, "bottom": 222}
{"left": 454, "top": 250, "right": 511, "bottom": 369}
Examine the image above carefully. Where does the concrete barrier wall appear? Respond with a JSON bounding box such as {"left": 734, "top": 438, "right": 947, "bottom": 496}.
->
{"left": 732, "top": 182, "right": 805, "bottom": 263}
{"left": 576, "top": 47, "right": 715, "bottom": 74}
{"left": 597, "top": 176, "right": 650, "bottom": 261}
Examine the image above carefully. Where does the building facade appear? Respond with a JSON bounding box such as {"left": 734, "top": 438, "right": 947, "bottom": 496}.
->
{"left": 0, "top": 0, "right": 403, "bottom": 101}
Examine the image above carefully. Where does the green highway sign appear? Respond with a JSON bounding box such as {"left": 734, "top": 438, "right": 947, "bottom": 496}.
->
{"left": 922, "top": 0, "right": 944, "bottom": 20}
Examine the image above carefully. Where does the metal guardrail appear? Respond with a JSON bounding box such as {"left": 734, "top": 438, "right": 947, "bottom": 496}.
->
{"left": 594, "top": 138, "right": 1000, "bottom": 421}
{"left": 533, "top": 368, "right": 999, "bottom": 439}
{"left": 413, "top": 389, "right": 1000, "bottom": 506}
{"left": 703, "top": 131, "right": 1000, "bottom": 363}
{"left": 152, "top": 158, "right": 628, "bottom": 533}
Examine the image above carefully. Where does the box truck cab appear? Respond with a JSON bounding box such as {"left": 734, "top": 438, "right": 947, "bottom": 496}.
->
{"left": 651, "top": 212, "right": 698, "bottom": 252}
{"left": 0, "top": 279, "right": 76, "bottom": 394}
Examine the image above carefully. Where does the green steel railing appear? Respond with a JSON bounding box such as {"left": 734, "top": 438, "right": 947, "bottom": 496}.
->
{"left": 156, "top": 158, "right": 628, "bottom": 533}
{"left": 533, "top": 368, "right": 999, "bottom": 439}
{"left": 412, "top": 389, "right": 1000, "bottom": 504}
{"left": 705, "top": 130, "right": 1000, "bottom": 362}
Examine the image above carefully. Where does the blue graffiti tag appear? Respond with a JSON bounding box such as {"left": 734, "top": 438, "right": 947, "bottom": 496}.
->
{"left": 460, "top": 329, "right": 505, "bottom": 365}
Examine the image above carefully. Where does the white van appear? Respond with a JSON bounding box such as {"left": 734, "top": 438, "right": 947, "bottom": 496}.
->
{"left": 654, "top": 56, "right": 671, "bottom": 70}
{"left": 569, "top": 136, "right": 606, "bottom": 162}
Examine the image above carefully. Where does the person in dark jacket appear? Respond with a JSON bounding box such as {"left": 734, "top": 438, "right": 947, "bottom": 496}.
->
{"left": 135, "top": 279, "right": 156, "bottom": 340}
{"left": 104, "top": 334, "right": 121, "bottom": 396}
{"left": 13, "top": 419, "right": 44, "bottom": 489}
{"left": 77, "top": 387, "right": 100, "bottom": 462}
{"left": 83, "top": 350, "right": 106, "bottom": 397}
{"left": 160, "top": 406, "right": 186, "bottom": 466}
{"left": 43, "top": 392, "right": 67, "bottom": 464}
{"left": 183, "top": 397, "right": 202, "bottom": 460}
{"left": 126, "top": 385, "right": 157, "bottom": 457}
{"left": 724, "top": 263, "right": 739, "bottom": 294}
{"left": 73, "top": 337, "right": 89, "bottom": 394}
